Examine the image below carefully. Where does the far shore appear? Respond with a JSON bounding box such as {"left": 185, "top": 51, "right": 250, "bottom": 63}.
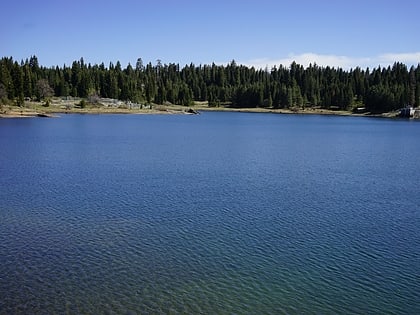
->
{"left": 196, "top": 106, "right": 401, "bottom": 118}
{"left": 0, "top": 103, "right": 193, "bottom": 118}
{"left": 0, "top": 99, "right": 402, "bottom": 119}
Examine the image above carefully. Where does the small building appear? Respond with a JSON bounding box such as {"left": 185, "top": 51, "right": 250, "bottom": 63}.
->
{"left": 400, "top": 106, "right": 415, "bottom": 118}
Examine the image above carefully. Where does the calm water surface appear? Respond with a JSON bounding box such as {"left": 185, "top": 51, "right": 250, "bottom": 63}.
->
{"left": 0, "top": 112, "right": 419, "bottom": 314}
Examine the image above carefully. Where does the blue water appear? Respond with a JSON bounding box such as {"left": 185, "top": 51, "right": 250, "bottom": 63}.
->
{"left": 0, "top": 112, "right": 419, "bottom": 314}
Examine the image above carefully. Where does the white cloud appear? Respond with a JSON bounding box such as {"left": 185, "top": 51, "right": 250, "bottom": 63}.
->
{"left": 378, "top": 52, "right": 420, "bottom": 65}
{"left": 237, "top": 52, "right": 420, "bottom": 70}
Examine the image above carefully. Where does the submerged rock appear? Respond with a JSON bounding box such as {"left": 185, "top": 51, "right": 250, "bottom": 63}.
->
{"left": 185, "top": 108, "right": 199, "bottom": 115}
{"left": 37, "top": 113, "right": 55, "bottom": 117}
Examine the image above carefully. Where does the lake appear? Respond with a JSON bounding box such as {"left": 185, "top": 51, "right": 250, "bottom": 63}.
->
{"left": 0, "top": 112, "right": 419, "bottom": 314}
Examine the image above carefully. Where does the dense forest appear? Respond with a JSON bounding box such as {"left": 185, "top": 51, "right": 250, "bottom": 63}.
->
{"left": 1, "top": 56, "right": 419, "bottom": 113}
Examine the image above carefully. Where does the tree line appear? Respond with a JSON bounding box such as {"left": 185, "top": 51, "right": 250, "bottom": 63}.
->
{"left": 1, "top": 56, "right": 419, "bottom": 112}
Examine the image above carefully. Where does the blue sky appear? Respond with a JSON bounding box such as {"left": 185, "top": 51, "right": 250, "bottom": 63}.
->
{"left": 1, "top": 0, "right": 420, "bottom": 69}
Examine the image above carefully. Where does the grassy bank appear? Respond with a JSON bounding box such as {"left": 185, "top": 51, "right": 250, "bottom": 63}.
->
{"left": 0, "top": 100, "right": 192, "bottom": 118}
{"left": 0, "top": 99, "right": 401, "bottom": 119}
{"left": 194, "top": 104, "right": 400, "bottom": 118}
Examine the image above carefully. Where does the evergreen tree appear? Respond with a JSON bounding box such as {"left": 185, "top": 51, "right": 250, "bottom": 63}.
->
{"left": 1, "top": 55, "right": 419, "bottom": 113}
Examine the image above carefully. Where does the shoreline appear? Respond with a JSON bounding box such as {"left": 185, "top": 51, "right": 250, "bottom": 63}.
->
{"left": 0, "top": 103, "right": 402, "bottom": 119}
{"left": 197, "top": 106, "right": 404, "bottom": 119}
{"left": 0, "top": 106, "right": 190, "bottom": 118}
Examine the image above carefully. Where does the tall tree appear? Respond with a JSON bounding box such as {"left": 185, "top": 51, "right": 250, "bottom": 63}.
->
{"left": 1, "top": 55, "right": 420, "bottom": 113}
{"left": 35, "top": 79, "right": 54, "bottom": 100}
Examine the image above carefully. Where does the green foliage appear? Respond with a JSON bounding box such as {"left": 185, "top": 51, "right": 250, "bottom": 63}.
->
{"left": 0, "top": 82, "right": 8, "bottom": 102}
{"left": 79, "top": 99, "right": 86, "bottom": 108}
{"left": 0, "top": 56, "right": 419, "bottom": 113}
{"left": 15, "top": 95, "right": 24, "bottom": 107}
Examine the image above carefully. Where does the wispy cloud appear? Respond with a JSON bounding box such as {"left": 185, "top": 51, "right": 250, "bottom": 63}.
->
{"left": 377, "top": 52, "right": 420, "bottom": 65}
{"left": 237, "top": 52, "right": 420, "bottom": 70}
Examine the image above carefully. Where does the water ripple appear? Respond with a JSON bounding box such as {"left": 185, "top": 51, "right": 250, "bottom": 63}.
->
{"left": 1, "top": 113, "right": 419, "bottom": 314}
